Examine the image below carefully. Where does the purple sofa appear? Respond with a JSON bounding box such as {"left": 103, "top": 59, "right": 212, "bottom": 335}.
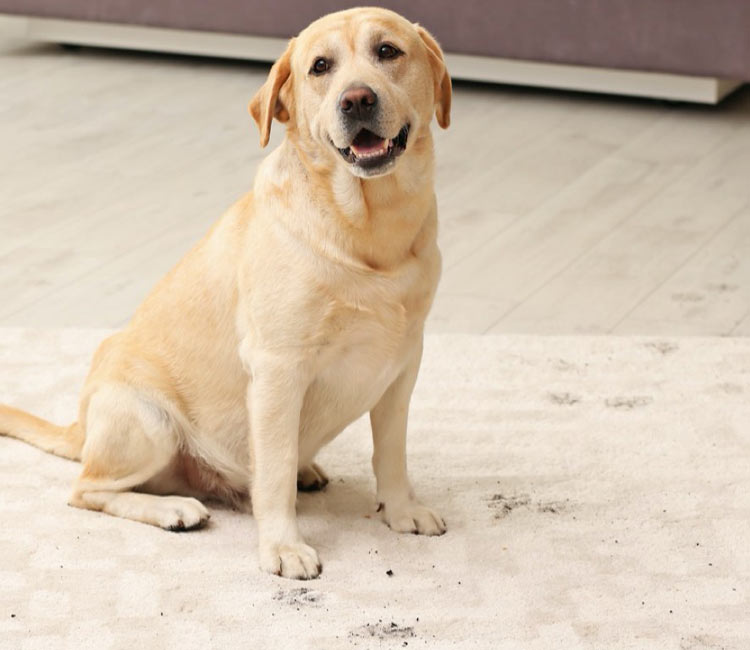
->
{"left": 1, "top": 1, "right": 748, "bottom": 101}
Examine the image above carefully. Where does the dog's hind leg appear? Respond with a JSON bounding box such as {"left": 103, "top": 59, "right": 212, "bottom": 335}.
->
{"left": 69, "top": 385, "right": 209, "bottom": 531}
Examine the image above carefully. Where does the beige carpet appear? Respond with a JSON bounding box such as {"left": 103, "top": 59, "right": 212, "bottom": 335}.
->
{"left": 1, "top": 329, "right": 749, "bottom": 649}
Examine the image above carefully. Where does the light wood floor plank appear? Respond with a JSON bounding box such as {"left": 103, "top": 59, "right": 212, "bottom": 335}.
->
{"left": 437, "top": 91, "right": 664, "bottom": 270}
{"left": 614, "top": 206, "right": 750, "bottom": 336}
{"left": 491, "top": 180, "right": 747, "bottom": 334}
{"left": 1, "top": 38, "right": 749, "bottom": 334}
{"left": 731, "top": 311, "right": 750, "bottom": 336}
{"left": 444, "top": 98, "right": 743, "bottom": 333}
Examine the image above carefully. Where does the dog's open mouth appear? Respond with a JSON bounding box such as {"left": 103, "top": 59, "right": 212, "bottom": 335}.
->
{"left": 337, "top": 124, "right": 410, "bottom": 169}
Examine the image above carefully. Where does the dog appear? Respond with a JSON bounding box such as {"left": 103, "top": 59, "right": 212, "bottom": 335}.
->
{"left": 0, "top": 6, "right": 451, "bottom": 580}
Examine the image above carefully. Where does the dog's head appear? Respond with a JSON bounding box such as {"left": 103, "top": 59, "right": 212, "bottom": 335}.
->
{"left": 249, "top": 8, "right": 451, "bottom": 179}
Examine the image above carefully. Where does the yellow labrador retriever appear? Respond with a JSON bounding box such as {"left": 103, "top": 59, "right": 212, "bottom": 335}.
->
{"left": 0, "top": 7, "right": 451, "bottom": 580}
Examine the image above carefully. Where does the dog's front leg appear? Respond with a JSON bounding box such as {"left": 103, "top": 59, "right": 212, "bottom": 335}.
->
{"left": 370, "top": 341, "right": 446, "bottom": 536}
{"left": 244, "top": 348, "right": 321, "bottom": 579}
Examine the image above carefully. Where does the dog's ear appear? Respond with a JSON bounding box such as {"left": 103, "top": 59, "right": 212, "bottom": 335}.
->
{"left": 249, "top": 38, "right": 295, "bottom": 147}
{"left": 415, "top": 25, "right": 452, "bottom": 129}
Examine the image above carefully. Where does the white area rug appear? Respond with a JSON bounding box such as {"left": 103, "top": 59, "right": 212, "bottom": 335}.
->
{"left": 1, "top": 329, "right": 749, "bottom": 649}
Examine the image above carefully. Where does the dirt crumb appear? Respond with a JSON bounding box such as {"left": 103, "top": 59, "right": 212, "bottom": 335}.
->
{"left": 350, "top": 622, "right": 416, "bottom": 640}
{"left": 644, "top": 341, "right": 679, "bottom": 355}
{"left": 605, "top": 395, "right": 653, "bottom": 410}
{"left": 548, "top": 392, "right": 581, "bottom": 406}
{"left": 552, "top": 358, "right": 579, "bottom": 372}
{"left": 487, "top": 494, "right": 567, "bottom": 519}
{"left": 273, "top": 587, "right": 323, "bottom": 607}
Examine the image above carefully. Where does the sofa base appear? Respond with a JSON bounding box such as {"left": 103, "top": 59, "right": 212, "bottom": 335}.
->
{"left": 0, "top": 14, "right": 742, "bottom": 104}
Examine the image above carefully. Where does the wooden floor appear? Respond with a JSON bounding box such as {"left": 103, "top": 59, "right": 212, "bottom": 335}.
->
{"left": 1, "top": 39, "right": 749, "bottom": 335}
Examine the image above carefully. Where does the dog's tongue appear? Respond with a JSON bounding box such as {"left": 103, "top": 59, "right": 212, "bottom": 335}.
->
{"left": 350, "top": 129, "right": 387, "bottom": 156}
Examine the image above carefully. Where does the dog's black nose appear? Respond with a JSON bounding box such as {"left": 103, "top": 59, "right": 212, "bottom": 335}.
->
{"left": 338, "top": 85, "right": 378, "bottom": 120}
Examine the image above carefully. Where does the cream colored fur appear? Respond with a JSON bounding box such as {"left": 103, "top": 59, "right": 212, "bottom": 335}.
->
{"left": 0, "top": 7, "right": 452, "bottom": 580}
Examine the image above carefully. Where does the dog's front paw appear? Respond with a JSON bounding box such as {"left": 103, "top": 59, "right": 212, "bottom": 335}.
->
{"left": 259, "top": 540, "right": 321, "bottom": 580}
{"left": 378, "top": 499, "right": 446, "bottom": 536}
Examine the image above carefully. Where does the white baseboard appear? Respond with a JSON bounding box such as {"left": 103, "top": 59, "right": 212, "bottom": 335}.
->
{"left": 0, "top": 13, "right": 743, "bottom": 104}
{"left": 446, "top": 52, "right": 742, "bottom": 104}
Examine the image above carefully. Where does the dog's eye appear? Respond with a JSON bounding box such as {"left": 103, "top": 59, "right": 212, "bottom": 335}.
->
{"left": 310, "top": 57, "right": 331, "bottom": 75}
{"left": 377, "top": 43, "right": 402, "bottom": 60}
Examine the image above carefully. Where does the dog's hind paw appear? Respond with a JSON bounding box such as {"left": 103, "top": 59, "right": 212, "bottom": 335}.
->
{"left": 158, "top": 496, "right": 210, "bottom": 531}
{"left": 297, "top": 463, "right": 329, "bottom": 492}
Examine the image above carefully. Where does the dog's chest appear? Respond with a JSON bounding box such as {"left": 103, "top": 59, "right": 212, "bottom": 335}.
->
{"left": 300, "top": 267, "right": 430, "bottom": 439}
{"left": 324, "top": 323, "right": 406, "bottom": 401}
{"left": 301, "top": 329, "right": 410, "bottom": 444}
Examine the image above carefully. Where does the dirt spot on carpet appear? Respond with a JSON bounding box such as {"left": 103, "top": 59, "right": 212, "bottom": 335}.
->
{"left": 488, "top": 493, "right": 531, "bottom": 517}
{"left": 717, "top": 382, "right": 744, "bottom": 395}
{"left": 273, "top": 587, "right": 323, "bottom": 607}
{"left": 536, "top": 501, "right": 567, "bottom": 514}
{"left": 644, "top": 341, "right": 679, "bottom": 355}
{"left": 548, "top": 391, "right": 581, "bottom": 406}
{"left": 605, "top": 395, "right": 653, "bottom": 410}
{"left": 679, "top": 634, "right": 732, "bottom": 650}
{"left": 552, "top": 358, "right": 579, "bottom": 372}
{"left": 487, "top": 494, "right": 568, "bottom": 519}
{"left": 350, "top": 621, "right": 416, "bottom": 641}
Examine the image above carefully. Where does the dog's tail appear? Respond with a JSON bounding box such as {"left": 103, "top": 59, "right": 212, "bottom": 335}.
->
{"left": 0, "top": 404, "right": 83, "bottom": 461}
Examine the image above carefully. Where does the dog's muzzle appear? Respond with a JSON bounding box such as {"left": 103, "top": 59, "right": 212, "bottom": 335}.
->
{"left": 335, "top": 123, "right": 410, "bottom": 171}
